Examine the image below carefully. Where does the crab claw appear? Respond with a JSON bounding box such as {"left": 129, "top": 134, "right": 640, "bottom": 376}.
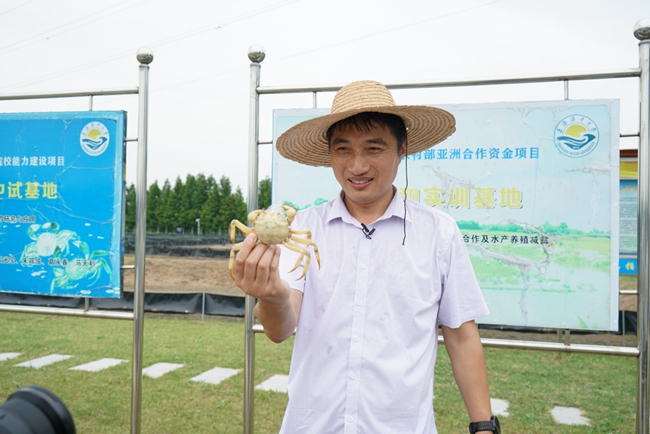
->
{"left": 282, "top": 204, "right": 297, "bottom": 225}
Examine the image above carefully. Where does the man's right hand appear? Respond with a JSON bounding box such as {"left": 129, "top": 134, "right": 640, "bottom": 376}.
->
{"left": 233, "top": 233, "right": 289, "bottom": 303}
{"left": 233, "top": 233, "right": 301, "bottom": 343}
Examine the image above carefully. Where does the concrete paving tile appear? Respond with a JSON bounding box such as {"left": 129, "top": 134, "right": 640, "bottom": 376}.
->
{"left": 255, "top": 374, "right": 289, "bottom": 393}
{"left": 490, "top": 398, "right": 510, "bottom": 417}
{"left": 69, "top": 358, "right": 127, "bottom": 372}
{"left": 551, "top": 406, "right": 591, "bottom": 425}
{"left": 190, "top": 367, "right": 240, "bottom": 385}
{"left": 0, "top": 352, "right": 22, "bottom": 361}
{"left": 14, "top": 354, "right": 72, "bottom": 369}
{"left": 143, "top": 362, "right": 184, "bottom": 379}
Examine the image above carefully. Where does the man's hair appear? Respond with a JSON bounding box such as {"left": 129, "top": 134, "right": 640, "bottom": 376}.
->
{"left": 326, "top": 112, "right": 407, "bottom": 152}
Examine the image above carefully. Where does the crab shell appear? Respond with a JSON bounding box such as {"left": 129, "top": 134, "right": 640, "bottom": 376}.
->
{"left": 251, "top": 211, "right": 290, "bottom": 245}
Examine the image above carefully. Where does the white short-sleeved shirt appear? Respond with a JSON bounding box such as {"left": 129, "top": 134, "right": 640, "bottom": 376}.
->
{"left": 278, "top": 189, "right": 489, "bottom": 434}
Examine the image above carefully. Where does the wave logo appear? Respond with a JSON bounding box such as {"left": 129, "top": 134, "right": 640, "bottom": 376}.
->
{"left": 553, "top": 115, "right": 599, "bottom": 158}
{"left": 80, "top": 122, "right": 110, "bottom": 156}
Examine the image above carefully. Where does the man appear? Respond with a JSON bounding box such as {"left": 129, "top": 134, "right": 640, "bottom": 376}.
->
{"left": 233, "top": 80, "right": 500, "bottom": 434}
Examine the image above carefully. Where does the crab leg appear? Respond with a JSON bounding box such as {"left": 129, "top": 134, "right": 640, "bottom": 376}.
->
{"left": 290, "top": 235, "right": 321, "bottom": 269}
{"left": 230, "top": 219, "right": 253, "bottom": 244}
{"left": 291, "top": 229, "right": 312, "bottom": 240}
{"left": 281, "top": 241, "right": 312, "bottom": 280}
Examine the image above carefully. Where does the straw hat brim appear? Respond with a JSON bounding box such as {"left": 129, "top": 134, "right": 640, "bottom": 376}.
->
{"left": 276, "top": 105, "right": 456, "bottom": 167}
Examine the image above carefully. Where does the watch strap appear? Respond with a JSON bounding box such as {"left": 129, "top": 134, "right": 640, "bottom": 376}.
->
{"left": 469, "top": 416, "right": 499, "bottom": 433}
{"left": 472, "top": 420, "right": 494, "bottom": 431}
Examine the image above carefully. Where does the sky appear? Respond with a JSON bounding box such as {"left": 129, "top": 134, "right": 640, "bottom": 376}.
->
{"left": 0, "top": 0, "right": 648, "bottom": 198}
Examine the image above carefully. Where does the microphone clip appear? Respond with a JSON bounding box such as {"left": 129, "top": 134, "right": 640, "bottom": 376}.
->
{"left": 361, "top": 223, "right": 375, "bottom": 240}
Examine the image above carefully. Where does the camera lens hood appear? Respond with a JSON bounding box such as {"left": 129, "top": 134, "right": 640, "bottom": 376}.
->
{"left": 6, "top": 386, "right": 76, "bottom": 434}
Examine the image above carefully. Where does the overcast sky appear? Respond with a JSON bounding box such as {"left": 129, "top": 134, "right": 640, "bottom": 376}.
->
{"left": 0, "top": 0, "right": 648, "bottom": 197}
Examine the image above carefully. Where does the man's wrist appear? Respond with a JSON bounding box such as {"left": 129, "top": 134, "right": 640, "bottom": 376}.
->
{"left": 468, "top": 416, "right": 500, "bottom": 434}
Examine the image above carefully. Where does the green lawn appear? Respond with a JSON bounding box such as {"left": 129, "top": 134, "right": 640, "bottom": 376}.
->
{"left": 0, "top": 312, "right": 637, "bottom": 433}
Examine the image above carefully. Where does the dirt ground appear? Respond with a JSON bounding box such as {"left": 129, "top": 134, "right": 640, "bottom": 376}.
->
{"left": 122, "top": 254, "right": 244, "bottom": 297}
{"left": 123, "top": 254, "right": 638, "bottom": 311}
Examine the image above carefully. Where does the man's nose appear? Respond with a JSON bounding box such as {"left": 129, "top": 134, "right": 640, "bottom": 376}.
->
{"left": 349, "top": 153, "right": 369, "bottom": 174}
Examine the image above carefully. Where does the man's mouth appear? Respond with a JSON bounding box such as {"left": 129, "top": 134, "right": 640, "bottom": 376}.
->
{"left": 349, "top": 178, "right": 372, "bottom": 188}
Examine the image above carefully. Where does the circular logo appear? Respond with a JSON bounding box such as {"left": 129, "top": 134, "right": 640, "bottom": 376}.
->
{"left": 553, "top": 115, "right": 599, "bottom": 158}
{"left": 80, "top": 122, "right": 110, "bottom": 156}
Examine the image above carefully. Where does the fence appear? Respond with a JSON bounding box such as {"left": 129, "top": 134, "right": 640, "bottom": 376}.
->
{"left": 0, "top": 47, "right": 153, "bottom": 434}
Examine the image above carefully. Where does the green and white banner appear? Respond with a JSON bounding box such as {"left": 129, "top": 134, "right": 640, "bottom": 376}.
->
{"left": 272, "top": 100, "right": 620, "bottom": 331}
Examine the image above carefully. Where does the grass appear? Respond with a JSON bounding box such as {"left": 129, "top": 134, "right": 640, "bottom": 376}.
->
{"left": 0, "top": 312, "right": 637, "bottom": 433}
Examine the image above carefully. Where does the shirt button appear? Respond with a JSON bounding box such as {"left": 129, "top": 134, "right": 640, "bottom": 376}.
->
{"left": 348, "top": 416, "right": 354, "bottom": 422}
{"left": 351, "top": 374, "right": 357, "bottom": 380}
{"left": 360, "top": 264, "right": 366, "bottom": 270}
{"left": 353, "top": 336, "right": 360, "bottom": 342}
{"left": 357, "top": 300, "right": 363, "bottom": 306}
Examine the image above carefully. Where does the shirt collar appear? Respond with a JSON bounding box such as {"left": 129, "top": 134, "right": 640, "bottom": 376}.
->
{"left": 325, "top": 186, "right": 412, "bottom": 226}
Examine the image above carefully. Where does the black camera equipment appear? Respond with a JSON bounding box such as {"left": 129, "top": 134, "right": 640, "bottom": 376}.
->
{"left": 0, "top": 386, "right": 76, "bottom": 434}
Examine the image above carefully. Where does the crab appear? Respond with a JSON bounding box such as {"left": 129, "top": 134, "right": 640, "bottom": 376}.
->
{"left": 50, "top": 252, "right": 111, "bottom": 292}
{"left": 229, "top": 204, "right": 320, "bottom": 280}
{"left": 20, "top": 222, "right": 78, "bottom": 263}
{"left": 19, "top": 221, "right": 112, "bottom": 293}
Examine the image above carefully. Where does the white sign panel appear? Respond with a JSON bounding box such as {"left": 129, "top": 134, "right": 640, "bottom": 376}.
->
{"left": 273, "top": 100, "right": 620, "bottom": 331}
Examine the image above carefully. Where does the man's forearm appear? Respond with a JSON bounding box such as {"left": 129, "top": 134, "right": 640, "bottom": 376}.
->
{"left": 254, "top": 282, "right": 299, "bottom": 343}
{"left": 442, "top": 322, "right": 493, "bottom": 423}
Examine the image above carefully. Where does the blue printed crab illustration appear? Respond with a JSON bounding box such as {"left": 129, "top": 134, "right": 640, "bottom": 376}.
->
{"left": 20, "top": 222, "right": 111, "bottom": 293}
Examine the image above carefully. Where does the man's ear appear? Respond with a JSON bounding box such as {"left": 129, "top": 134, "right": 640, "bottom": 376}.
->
{"left": 399, "top": 141, "right": 408, "bottom": 159}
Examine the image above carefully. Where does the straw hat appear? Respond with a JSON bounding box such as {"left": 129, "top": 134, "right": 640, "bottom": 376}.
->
{"left": 276, "top": 80, "right": 456, "bottom": 167}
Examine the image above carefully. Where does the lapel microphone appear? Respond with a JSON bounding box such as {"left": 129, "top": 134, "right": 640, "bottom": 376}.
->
{"left": 360, "top": 223, "right": 375, "bottom": 240}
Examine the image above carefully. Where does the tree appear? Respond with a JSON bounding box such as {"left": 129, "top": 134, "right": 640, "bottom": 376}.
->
{"left": 219, "top": 186, "right": 248, "bottom": 229}
{"left": 172, "top": 177, "right": 185, "bottom": 230}
{"left": 124, "top": 184, "right": 136, "bottom": 232}
{"left": 259, "top": 177, "right": 271, "bottom": 209}
{"left": 218, "top": 175, "right": 232, "bottom": 198}
{"left": 179, "top": 174, "right": 198, "bottom": 231}
{"left": 201, "top": 175, "right": 221, "bottom": 233}
{"left": 147, "top": 181, "right": 162, "bottom": 232}
{"left": 158, "top": 180, "right": 174, "bottom": 233}
{"left": 123, "top": 173, "right": 248, "bottom": 234}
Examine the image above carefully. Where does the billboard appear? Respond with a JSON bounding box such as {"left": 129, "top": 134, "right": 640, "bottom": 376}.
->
{"left": 0, "top": 111, "right": 126, "bottom": 298}
{"left": 273, "top": 99, "right": 620, "bottom": 331}
{"left": 619, "top": 159, "right": 638, "bottom": 275}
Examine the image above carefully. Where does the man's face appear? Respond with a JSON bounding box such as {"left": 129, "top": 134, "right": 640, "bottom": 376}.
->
{"left": 329, "top": 122, "right": 405, "bottom": 214}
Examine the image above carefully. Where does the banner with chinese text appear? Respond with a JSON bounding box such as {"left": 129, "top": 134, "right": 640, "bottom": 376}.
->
{"left": 273, "top": 100, "right": 620, "bottom": 331}
{"left": 0, "top": 111, "right": 126, "bottom": 298}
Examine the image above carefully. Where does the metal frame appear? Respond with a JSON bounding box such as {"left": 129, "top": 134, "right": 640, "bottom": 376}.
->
{"left": 0, "top": 47, "right": 154, "bottom": 434}
{"left": 244, "top": 19, "right": 650, "bottom": 434}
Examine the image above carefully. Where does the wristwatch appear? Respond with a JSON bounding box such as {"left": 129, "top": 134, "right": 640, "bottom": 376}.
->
{"left": 469, "top": 416, "right": 500, "bottom": 433}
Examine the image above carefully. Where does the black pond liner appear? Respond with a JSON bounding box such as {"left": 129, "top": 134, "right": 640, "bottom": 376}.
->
{"left": 0, "top": 292, "right": 245, "bottom": 317}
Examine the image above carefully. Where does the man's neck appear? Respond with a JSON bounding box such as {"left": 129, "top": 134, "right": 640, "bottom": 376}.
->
{"left": 341, "top": 188, "right": 395, "bottom": 225}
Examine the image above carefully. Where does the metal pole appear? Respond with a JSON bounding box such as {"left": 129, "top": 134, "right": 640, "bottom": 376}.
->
{"left": 250, "top": 324, "right": 640, "bottom": 357}
{"left": 636, "top": 19, "right": 650, "bottom": 434}
{"left": 131, "top": 46, "right": 153, "bottom": 434}
{"left": 0, "top": 304, "right": 134, "bottom": 320}
{"left": 0, "top": 87, "right": 139, "bottom": 100}
{"left": 256, "top": 68, "right": 640, "bottom": 94}
{"left": 244, "top": 44, "right": 265, "bottom": 434}
{"left": 202, "top": 292, "right": 206, "bottom": 322}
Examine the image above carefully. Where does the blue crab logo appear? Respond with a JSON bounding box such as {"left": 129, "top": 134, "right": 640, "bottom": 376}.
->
{"left": 554, "top": 115, "right": 599, "bottom": 158}
{"left": 80, "top": 122, "right": 110, "bottom": 156}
